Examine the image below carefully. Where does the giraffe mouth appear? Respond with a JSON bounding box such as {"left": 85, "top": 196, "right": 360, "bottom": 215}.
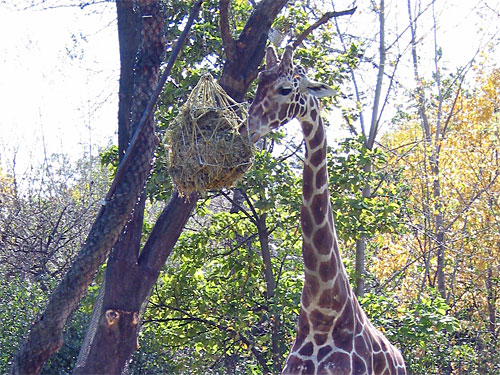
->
{"left": 249, "top": 132, "right": 260, "bottom": 143}
{"left": 238, "top": 124, "right": 260, "bottom": 144}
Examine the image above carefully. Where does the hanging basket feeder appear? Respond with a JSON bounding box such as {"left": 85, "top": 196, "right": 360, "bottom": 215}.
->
{"left": 165, "top": 74, "right": 254, "bottom": 196}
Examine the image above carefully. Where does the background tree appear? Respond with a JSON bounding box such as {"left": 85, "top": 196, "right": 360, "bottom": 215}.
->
{"left": 10, "top": 0, "right": 198, "bottom": 372}
{"left": 379, "top": 64, "right": 500, "bottom": 375}
{"left": 0, "top": 153, "right": 109, "bottom": 373}
{"left": 125, "top": 134, "right": 407, "bottom": 373}
{"left": 10, "top": 0, "right": 299, "bottom": 373}
{"left": 0, "top": 153, "right": 108, "bottom": 283}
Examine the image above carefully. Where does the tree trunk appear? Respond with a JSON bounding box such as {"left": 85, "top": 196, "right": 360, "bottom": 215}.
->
{"left": 75, "top": 0, "right": 290, "bottom": 373}
{"left": 407, "top": 0, "right": 447, "bottom": 299}
{"left": 116, "top": 0, "right": 139, "bottom": 161}
{"left": 256, "top": 213, "right": 281, "bottom": 372}
{"left": 9, "top": 21, "right": 160, "bottom": 374}
{"left": 432, "top": 161, "right": 446, "bottom": 299}
{"left": 355, "top": 0, "right": 385, "bottom": 297}
{"left": 73, "top": 190, "right": 197, "bottom": 374}
{"left": 354, "top": 170, "right": 371, "bottom": 297}
{"left": 482, "top": 239, "right": 499, "bottom": 373}
{"left": 74, "top": 2, "right": 148, "bottom": 369}
{"left": 74, "top": 1, "right": 192, "bottom": 373}
{"left": 220, "top": 0, "right": 289, "bottom": 102}
{"left": 257, "top": 213, "right": 276, "bottom": 297}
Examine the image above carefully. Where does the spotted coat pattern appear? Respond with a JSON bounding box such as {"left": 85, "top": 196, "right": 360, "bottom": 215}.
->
{"left": 245, "top": 46, "right": 406, "bottom": 375}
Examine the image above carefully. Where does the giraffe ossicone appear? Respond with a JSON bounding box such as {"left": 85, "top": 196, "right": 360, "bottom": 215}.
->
{"left": 245, "top": 46, "right": 406, "bottom": 375}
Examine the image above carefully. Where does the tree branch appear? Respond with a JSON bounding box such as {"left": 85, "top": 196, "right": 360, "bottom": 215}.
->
{"left": 138, "top": 191, "right": 198, "bottom": 272}
{"left": 291, "top": 7, "right": 357, "bottom": 48}
{"left": 220, "top": 189, "right": 257, "bottom": 225}
{"left": 367, "top": 0, "right": 385, "bottom": 149}
{"left": 105, "top": 0, "right": 204, "bottom": 204}
{"left": 19, "top": 0, "right": 111, "bottom": 11}
{"left": 242, "top": 190, "right": 260, "bottom": 223}
{"left": 219, "top": 0, "right": 235, "bottom": 59}
{"left": 220, "top": 0, "right": 289, "bottom": 101}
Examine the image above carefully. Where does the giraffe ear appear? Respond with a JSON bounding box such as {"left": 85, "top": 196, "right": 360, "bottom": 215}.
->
{"left": 265, "top": 46, "right": 278, "bottom": 69}
{"left": 300, "top": 76, "right": 336, "bottom": 98}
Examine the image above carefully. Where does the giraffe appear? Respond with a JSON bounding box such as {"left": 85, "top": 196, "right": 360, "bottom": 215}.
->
{"left": 243, "top": 46, "right": 406, "bottom": 375}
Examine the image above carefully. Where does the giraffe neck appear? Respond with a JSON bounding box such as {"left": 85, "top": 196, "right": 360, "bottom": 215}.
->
{"left": 282, "top": 97, "right": 406, "bottom": 375}
{"left": 289, "top": 96, "right": 356, "bottom": 354}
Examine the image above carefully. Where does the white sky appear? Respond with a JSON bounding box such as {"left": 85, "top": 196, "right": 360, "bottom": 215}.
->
{"left": 0, "top": 0, "right": 499, "bottom": 177}
{"left": 0, "top": 2, "right": 118, "bottom": 175}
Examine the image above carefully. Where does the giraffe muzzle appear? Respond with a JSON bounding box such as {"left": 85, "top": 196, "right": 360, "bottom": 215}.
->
{"left": 239, "top": 123, "right": 260, "bottom": 144}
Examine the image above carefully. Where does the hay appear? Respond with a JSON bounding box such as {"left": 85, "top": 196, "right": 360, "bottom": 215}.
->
{"left": 165, "top": 74, "right": 253, "bottom": 195}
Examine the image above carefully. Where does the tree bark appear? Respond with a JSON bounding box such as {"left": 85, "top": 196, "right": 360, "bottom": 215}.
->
{"left": 73, "top": 190, "right": 197, "bottom": 375}
{"left": 9, "top": 28, "right": 159, "bottom": 374}
{"left": 354, "top": 174, "right": 370, "bottom": 297}
{"left": 220, "top": 0, "right": 288, "bottom": 102}
{"left": 433, "top": 163, "right": 446, "bottom": 299}
{"left": 116, "top": 0, "right": 139, "bottom": 161}
{"left": 74, "top": 1, "right": 166, "bottom": 372}
{"left": 10, "top": 1, "right": 197, "bottom": 373}
{"left": 257, "top": 213, "right": 276, "bottom": 297}
{"left": 408, "top": 0, "right": 448, "bottom": 299}
{"left": 256, "top": 213, "right": 281, "bottom": 372}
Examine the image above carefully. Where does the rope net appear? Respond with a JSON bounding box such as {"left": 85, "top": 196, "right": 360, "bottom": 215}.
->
{"left": 165, "top": 73, "right": 254, "bottom": 195}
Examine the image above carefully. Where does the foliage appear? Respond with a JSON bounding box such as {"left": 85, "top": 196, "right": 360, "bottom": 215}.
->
{"left": 42, "top": 293, "right": 94, "bottom": 375}
{"left": 328, "top": 136, "right": 408, "bottom": 243}
{"left": 0, "top": 154, "right": 108, "bottom": 374}
{"left": 126, "top": 129, "right": 408, "bottom": 373}
{"left": 0, "top": 265, "right": 97, "bottom": 375}
{"left": 130, "top": 149, "right": 303, "bottom": 374}
{"left": 6, "top": 1, "right": 500, "bottom": 374}
{"left": 0, "top": 272, "right": 48, "bottom": 373}
{"left": 380, "top": 67, "right": 500, "bottom": 374}
{"left": 100, "top": 144, "right": 119, "bottom": 176}
{"left": 360, "top": 290, "right": 466, "bottom": 375}
{"left": 149, "top": 0, "right": 361, "bottom": 203}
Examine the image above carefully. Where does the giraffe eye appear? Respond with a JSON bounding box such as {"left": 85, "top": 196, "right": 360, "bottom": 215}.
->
{"left": 278, "top": 87, "right": 293, "bottom": 96}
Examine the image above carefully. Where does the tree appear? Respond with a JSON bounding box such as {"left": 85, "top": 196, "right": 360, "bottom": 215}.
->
{"left": 12, "top": 0, "right": 294, "bottom": 373}
{"left": 10, "top": 0, "right": 198, "bottom": 372}
{"left": 379, "top": 65, "right": 500, "bottom": 375}
{"left": 122, "top": 132, "right": 406, "bottom": 373}
{"left": 136, "top": 150, "right": 302, "bottom": 373}
{"left": 0, "top": 153, "right": 108, "bottom": 283}
{"left": 0, "top": 152, "right": 109, "bottom": 374}
{"left": 11, "top": 0, "right": 500, "bottom": 373}
{"left": 328, "top": 0, "right": 406, "bottom": 296}
{"left": 75, "top": 1, "right": 298, "bottom": 373}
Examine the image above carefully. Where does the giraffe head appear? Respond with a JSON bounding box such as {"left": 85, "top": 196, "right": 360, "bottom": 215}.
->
{"left": 243, "top": 45, "right": 335, "bottom": 143}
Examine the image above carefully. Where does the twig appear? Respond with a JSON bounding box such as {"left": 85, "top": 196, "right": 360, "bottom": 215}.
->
{"left": 20, "top": 0, "right": 110, "bottom": 12}
{"left": 156, "top": 304, "right": 271, "bottom": 372}
{"left": 367, "top": 0, "right": 385, "bottom": 149}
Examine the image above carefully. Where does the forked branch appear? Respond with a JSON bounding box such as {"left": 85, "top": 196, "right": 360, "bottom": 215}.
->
{"left": 291, "top": 7, "right": 357, "bottom": 48}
